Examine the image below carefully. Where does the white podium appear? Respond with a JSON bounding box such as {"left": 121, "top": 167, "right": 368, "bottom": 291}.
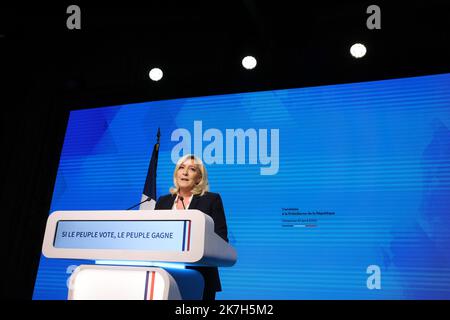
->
{"left": 42, "top": 210, "right": 237, "bottom": 300}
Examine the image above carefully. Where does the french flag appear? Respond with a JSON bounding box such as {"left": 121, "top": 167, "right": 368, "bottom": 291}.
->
{"left": 139, "top": 128, "right": 160, "bottom": 210}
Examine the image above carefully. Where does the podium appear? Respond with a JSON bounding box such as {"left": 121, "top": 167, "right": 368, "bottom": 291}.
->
{"left": 42, "top": 210, "right": 237, "bottom": 300}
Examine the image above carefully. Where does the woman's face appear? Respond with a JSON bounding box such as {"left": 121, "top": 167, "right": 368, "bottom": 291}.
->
{"left": 176, "top": 159, "right": 201, "bottom": 192}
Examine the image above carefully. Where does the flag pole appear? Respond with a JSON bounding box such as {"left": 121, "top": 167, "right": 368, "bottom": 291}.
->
{"left": 127, "top": 128, "right": 161, "bottom": 210}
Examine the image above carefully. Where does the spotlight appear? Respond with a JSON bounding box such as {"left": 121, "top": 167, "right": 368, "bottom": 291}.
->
{"left": 242, "top": 56, "right": 257, "bottom": 70}
{"left": 149, "top": 67, "right": 163, "bottom": 81}
{"left": 350, "top": 43, "right": 367, "bottom": 58}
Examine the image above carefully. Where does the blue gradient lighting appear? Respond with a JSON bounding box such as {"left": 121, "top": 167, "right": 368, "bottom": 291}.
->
{"left": 33, "top": 73, "right": 450, "bottom": 300}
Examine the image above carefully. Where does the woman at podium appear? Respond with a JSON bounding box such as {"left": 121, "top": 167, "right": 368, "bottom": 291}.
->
{"left": 155, "top": 154, "right": 229, "bottom": 300}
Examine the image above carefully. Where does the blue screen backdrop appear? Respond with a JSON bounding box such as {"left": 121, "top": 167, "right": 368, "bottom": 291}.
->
{"left": 33, "top": 73, "right": 450, "bottom": 299}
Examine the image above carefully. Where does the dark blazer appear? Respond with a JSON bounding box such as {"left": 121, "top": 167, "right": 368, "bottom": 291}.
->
{"left": 155, "top": 191, "right": 228, "bottom": 292}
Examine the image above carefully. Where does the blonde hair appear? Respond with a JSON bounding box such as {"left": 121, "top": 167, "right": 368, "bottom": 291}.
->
{"left": 170, "top": 154, "right": 209, "bottom": 196}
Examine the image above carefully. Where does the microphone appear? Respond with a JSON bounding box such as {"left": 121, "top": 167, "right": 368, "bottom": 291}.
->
{"left": 179, "top": 196, "right": 186, "bottom": 209}
{"left": 126, "top": 197, "right": 150, "bottom": 210}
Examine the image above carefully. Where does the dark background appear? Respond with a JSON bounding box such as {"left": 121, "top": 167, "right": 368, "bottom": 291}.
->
{"left": 1, "top": 1, "right": 449, "bottom": 300}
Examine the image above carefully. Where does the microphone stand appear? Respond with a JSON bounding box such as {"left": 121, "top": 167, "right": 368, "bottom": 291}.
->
{"left": 127, "top": 198, "right": 150, "bottom": 210}
{"left": 179, "top": 196, "right": 186, "bottom": 209}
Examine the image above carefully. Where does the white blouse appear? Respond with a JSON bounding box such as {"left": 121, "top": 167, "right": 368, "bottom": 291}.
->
{"left": 171, "top": 194, "right": 194, "bottom": 210}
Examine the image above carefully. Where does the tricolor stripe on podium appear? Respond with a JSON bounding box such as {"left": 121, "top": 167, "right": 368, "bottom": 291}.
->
{"left": 182, "top": 220, "right": 192, "bottom": 251}
{"left": 144, "top": 271, "right": 156, "bottom": 300}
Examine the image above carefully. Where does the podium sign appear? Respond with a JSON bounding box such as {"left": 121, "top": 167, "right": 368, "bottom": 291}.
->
{"left": 42, "top": 210, "right": 236, "bottom": 266}
{"left": 54, "top": 220, "right": 191, "bottom": 251}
